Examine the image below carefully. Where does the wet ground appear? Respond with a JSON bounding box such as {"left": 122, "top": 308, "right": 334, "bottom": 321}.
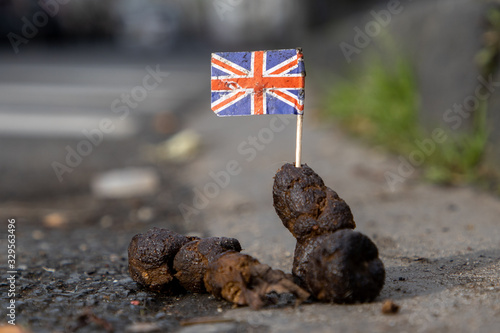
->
{"left": 1, "top": 45, "right": 500, "bottom": 332}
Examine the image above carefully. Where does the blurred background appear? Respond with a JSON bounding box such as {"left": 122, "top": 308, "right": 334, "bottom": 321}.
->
{"left": 0, "top": 0, "right": 377, "bottom": 48}
{"left": 0, "top": 0, "right": 499, "bottom": 204}
{"left": 0, "top": 0, "right": 379, "bottom": 201}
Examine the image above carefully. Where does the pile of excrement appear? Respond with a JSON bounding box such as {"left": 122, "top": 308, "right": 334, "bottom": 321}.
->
{"left": 128, "top": 163, "right": 385, "bottom": 309}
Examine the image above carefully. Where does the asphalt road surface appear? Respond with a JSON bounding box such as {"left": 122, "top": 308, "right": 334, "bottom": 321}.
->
{"left": 0, "top": 45, "right": 499, "bottom": 332}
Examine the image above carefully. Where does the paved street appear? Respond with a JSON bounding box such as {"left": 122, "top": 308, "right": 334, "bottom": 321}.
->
{"left": 0, "top": 46, "right": 206, "bottom": 199}
{"left": 0, "top": 45, "right": 499, "bottom": 332}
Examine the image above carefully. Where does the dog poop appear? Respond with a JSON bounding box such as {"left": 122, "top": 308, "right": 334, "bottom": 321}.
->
{"left": 272, "top": 163, "right": 356, "bottom": 240}
{"left": 173, "top": 237, "right": 242, "bottom": 293}
{"left": 205, "top": 251, "right": 310, "bottom": 309}
{"left": 128, "top": 228, "right": 309, "bottom": 309}
{"left": 128, "top": 162, "right": 385, "bottom": 308}
{"left": 304, "top": 230, "right": 385, "bottom": 303}
{"left": 273, "top": 163, "right": 385, "bottom": 303}
{"left": 128, "top": 227, "right": 197, "bottom": 293}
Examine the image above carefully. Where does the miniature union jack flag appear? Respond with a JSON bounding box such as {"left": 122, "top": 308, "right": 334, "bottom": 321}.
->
{"left": 211, "top": 48, "right": 305, "bottom": 116}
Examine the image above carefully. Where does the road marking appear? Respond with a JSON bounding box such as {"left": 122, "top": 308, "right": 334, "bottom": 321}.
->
{"left": 0, "top": 112, "right": 137, "bottom": 138}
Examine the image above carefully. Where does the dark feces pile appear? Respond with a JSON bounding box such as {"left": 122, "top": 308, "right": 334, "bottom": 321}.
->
{"left": 273, "top": 163, "right": 385, "bottom": 303}
{"left": 128, "top": 228, "right": 309, "bottom": 309}
{"left": 128, "top": 162, "right": 385, "bottom": 309}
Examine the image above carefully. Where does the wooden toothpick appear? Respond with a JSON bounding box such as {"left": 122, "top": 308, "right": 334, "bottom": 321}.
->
{"left": 295, "top": 114, "right": 303, "bottom": 168}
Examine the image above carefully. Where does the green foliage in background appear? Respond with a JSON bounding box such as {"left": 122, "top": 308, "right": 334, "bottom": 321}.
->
{"left": 424, "top": 105, "right": 488, "bottom": 184}
{"left": 324, "top": 59, "right": 419, "bottom": 152}
{"left": 323, "top": 57, "right": 490, "bottom": 186}
{"left": 476, "top": 7, "right": 500, "bottom": 76}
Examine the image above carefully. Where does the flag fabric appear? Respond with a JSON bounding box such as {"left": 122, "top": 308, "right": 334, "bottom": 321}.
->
{"left": 211, "top": 48, "right": 305, "bottom": 116}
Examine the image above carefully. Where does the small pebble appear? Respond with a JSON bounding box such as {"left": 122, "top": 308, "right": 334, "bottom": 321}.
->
{"left": 137, "top": 207, "right": 155, "bottom": 222}
{"left": 32, "top": 230, "right": 45, "bottom": 240}
{"left": 125, "top": 322, "right": 160, "bottom": 333}
{"left": 100, "top": 215, "right": 114, "bottom": 228}
{"left": 91, "top": 167, "right": 160, "bottom": 199}
{"left": 381, "top": 300, "right": 400, "bottom": 314}
{"left": 43, "top": 212, "right": 68, "bottom": 228}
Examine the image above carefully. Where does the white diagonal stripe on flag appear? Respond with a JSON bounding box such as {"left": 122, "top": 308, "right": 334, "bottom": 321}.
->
{"left": 212, "top": 53, "right": 251, "bottom": 76}
{"left": 267, "top": 89, "right": 304, "bottom": 111}
{"left": 264, "top": 54, "right": 298, "bottom": 76}
{"left": 211, "top": 89, "right": 251, "bottom": 113}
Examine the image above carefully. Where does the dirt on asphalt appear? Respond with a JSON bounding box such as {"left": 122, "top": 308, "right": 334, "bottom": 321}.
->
{"left": 0, "top": 162, "right": 241, "bottom": 333}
